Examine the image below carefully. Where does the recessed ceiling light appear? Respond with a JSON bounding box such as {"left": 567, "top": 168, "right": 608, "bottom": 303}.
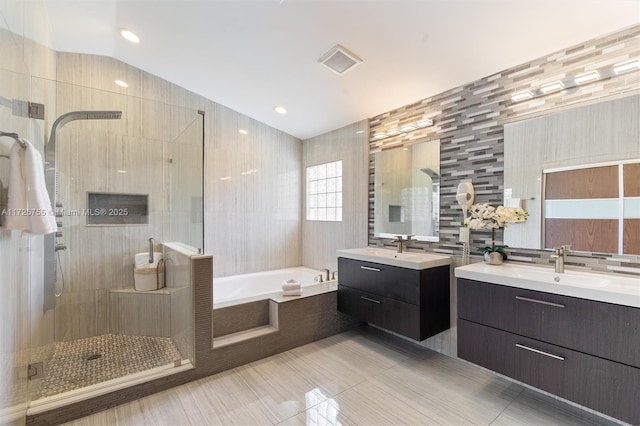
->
{"left": 511, "top": 90, "right": 534, "bottom": 102}
{"left": 114, "top": 79, "right": 128, "bottom": 88}
{"left": 274, "top": 106, "right": 287, "bottom": 115}
{"left": 238, "top": 129, "right": 248, "bottom": 135}
{"left": 120, "top": 29, "right": 140, "bottom": 44}
{"left": 613, "top": 58, "right": 640, "bottom": 74}
{"left": 540, "top": 81, "right": 565, "bottom": 94}
{"left": 574, "top": 70, "right": 600, "bottom": 85}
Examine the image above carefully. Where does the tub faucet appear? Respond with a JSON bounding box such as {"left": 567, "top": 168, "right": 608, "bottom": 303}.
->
{"left": 149, "top": 237, "right": 155, "bottom": 263}
{"left": 551, "top": 245, "right": 571, "bottom": 273}
{"left": 321, "top": 268, "right": 330, "bottom": 282}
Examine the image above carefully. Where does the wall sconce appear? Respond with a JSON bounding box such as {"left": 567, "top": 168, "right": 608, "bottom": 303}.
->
{"left": 614, "top": 58, "right": 640, "bottom": 74}
{"left": 511, "top": 57, "right": 639, "bottom": 103}
{"left": 539, "top": 81, "right": 565, "bottom": 94}
{"left": 373, "top": 117, "right": 435, "bottom": 140}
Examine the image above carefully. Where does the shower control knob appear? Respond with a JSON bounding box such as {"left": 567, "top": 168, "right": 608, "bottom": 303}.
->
{"left": 55, "top": 232, "right": 63, "bottom": 238}
{"left": 56, "top": 201, "right": 63, "bottom": 208}
{"left": 55, "top": 244, "right": 67, "bottom": 252}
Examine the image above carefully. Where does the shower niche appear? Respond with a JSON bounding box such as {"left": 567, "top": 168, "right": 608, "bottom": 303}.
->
{"left": 86, "top": 192, "right": 149, "bottom": 225}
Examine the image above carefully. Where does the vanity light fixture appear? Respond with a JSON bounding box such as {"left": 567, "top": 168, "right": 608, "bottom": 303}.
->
{"left": 416, "top": 119, "right": 434, "bottom": 128}
{"left": 274, "top": 106, "right": 287, "bottom": 115}
{"left": 574, "top": 70, "right": 600, "bottom": 85}
{"left": 386, "top": 129, "right": 402, "bottom": 136}
{"left": 613, "top": 58, "right": 640, "bottom": 74}
{"left": 116, "top": 170, "right": 127, "bottom": 174}
{"left": 114, "top": 79, "right": 128, "bottom": 88}
{"left": 355, "top": 130, "right": 365, "bottom": 134}
{"left": 238, "top": 129, "right": 248, "bottom": 135}
{"left": 120, "top": 29, "right": 140, "bottom": 44}
{"left": 511, "top": 90, "right": 534, "bottom": 102}
{"left": 539, "top": 81, "right": 565, "bottom": 94}
{"left": 400, "top": 124, "right": 417, "bottom": 132}
{"left": 373, "top": 133, "right": 387, "bottom": 140}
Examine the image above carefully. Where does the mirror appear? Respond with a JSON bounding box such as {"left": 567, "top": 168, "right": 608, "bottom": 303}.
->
{"left": 374, "top": 140, "right": 440, "bottom": 242}
{"left": 504, "top": 94, "right": 639, "bottom": 254}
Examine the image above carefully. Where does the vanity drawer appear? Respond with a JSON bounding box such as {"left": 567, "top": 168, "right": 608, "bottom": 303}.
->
{"left": 458, "top": 278, "right": 640, "bottom": 368}
{"left": 338, "top": 257, "right": 420, "bottom": 304}
{"left": 458, "top": 319, "right": 640, "bottom": 425}
{"left": 337, "top": 285, "right": 421, "bottom": 340}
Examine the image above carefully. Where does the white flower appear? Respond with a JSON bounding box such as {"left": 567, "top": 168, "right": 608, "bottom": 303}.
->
{"left": 464, "top": 203, "right": 528, "bottom": 230}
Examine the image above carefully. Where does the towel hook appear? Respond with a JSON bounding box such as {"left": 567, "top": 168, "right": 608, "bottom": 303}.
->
{"left": 0, "top": 131, "right": 27, "bottom": 148}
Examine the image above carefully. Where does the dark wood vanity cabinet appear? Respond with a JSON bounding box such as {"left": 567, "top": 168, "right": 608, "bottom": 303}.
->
{"left": 337, "top": 257, "right": 450, "bottom": 341}
{"left": 457, "top": 278, "right": 640, "bottom": 425}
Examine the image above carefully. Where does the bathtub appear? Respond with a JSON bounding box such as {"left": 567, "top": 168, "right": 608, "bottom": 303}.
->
{"left": 213, "top": 266, "right": 324, "bottom": 306}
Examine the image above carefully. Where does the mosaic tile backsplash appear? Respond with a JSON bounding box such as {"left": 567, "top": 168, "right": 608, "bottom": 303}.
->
{"left": 368, "top": 25, "right": 640, "bottom": 276}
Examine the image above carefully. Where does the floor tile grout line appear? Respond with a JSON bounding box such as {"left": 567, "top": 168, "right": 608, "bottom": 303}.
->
{"left": 488, "top": 385, "right": 526, "bottom": 425}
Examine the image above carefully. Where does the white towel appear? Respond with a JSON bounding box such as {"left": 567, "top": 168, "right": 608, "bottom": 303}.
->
{"left": 5, "top": 139, "right": 57, "bottom": 234}
{"left": 5, "top": 141, "right": 30, "bottom": 231}
{"left": 282, "top": 283, "right": 301, "bottom": 291}
{"left": 282, "top": 289, "right": 302, "bottom": 297}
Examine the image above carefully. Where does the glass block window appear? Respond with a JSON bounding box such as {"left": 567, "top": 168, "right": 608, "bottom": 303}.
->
{"left": 306, "top": 160, "right": 342, "bottom": 221}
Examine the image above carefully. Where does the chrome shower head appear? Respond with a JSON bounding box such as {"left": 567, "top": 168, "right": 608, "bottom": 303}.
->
{"left": 48, "top": 110, "right": 122, "bottom": 145}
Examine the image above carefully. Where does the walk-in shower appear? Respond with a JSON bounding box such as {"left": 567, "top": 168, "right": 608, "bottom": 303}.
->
{"left": 25, "top": 77, "right": 203, "bottom": 415}
{"left": 44, "top": 111, "right": 122, "bottom": 305}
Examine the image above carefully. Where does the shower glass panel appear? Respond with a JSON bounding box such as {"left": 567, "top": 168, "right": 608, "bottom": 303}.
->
{"left": 27, "top": 78, "right": 202, "bottom": 405}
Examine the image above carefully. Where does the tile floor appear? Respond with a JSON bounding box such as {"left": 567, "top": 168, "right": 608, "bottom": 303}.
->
{"left": 64, "top": 327, "right": 620, "bottom": 425}
{"left": 34, "top": 334, "right": 182, "bottom": 399}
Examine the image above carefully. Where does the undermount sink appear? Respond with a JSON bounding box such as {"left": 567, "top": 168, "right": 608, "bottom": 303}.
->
{"left": 337, "top": 247, "right": 451, "bottom": 270}
{"left": 455, "top": 262, "right": 640, "bottom": 308}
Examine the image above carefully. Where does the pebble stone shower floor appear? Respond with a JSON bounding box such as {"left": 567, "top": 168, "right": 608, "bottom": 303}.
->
{"left": 33, "top": 334, "right": 182, "bottom": 399}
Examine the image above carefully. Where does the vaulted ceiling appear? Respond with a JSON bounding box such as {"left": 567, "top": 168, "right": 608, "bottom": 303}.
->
{"left": 44, "top": 0, "right": 639, "bottom": 139}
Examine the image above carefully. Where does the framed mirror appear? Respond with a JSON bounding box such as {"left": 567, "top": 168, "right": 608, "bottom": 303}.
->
{"left": 374, "top": 139, "right": 440, "bottom": 242}
{"left": 504, "top": 94, "right": 640, "bottom": 254}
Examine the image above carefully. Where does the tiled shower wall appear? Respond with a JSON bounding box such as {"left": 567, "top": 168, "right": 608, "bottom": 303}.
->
{"left": 369, "top": 25, "right": 640, "bottom": 275}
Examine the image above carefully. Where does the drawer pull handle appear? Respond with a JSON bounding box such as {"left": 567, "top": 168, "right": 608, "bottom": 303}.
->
{"left": 515, "top": 343, "right": 565, "bottom": 361}
{"left": 361, "top": 296, "right": 381, "bottom": 304}
{"left": 515, "top": 296, "right": 565, "bottom": 308}
{"left": 360, "top": 266, "right": 381, "bottom": 272}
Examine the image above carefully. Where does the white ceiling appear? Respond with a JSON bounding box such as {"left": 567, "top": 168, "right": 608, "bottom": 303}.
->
{"left": 44, "top": 0, "right": 639, "bottom": 140}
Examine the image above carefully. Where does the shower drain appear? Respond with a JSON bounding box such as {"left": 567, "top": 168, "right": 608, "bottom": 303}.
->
{"left": 86, "top": 353, "right": 102, "bottom": 361}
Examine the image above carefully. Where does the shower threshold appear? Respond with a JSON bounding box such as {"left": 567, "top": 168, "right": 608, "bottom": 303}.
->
{"left": 27, "top": 358, "right": 193, "bottom": 416}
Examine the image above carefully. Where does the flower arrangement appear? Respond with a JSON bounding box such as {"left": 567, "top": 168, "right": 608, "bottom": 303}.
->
{"left": 464, "top": 203, "right": 528, "bottom": 259}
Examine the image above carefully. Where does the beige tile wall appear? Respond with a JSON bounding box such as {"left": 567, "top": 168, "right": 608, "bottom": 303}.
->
{"left": 302, "top": 121, "right": 370, "bottom": 272}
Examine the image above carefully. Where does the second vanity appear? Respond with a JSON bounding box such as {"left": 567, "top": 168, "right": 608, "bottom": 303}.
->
{"left": 455, "top": 262, "right": 640, "bottom": 425}
{"left": 336, "top": 247, "right": 451, "bottom": 341}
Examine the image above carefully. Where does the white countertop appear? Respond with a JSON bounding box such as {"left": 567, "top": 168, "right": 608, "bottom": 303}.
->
{"left": 455, "top": 262, "right": 640, "bottom": 308}
{"left": 337, "top": 247, "right": 451, "bottom": 270}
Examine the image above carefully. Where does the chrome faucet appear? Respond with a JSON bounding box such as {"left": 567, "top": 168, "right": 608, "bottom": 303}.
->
{"left": 391, "top": 235, "right": 413, "bottom": 253}
{"left": 551, "top": 245, "right": 571, "bottom": 273}
{"left": 149, "top": 237, "right": 155, "bottom": 263}
{"left": 391, "top": 236, "right": 404, "bottom": 253}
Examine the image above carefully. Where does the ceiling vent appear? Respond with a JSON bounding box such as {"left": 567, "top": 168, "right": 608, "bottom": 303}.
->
{"left": 318, "top": 44, "right": 362, "bottom": 76}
